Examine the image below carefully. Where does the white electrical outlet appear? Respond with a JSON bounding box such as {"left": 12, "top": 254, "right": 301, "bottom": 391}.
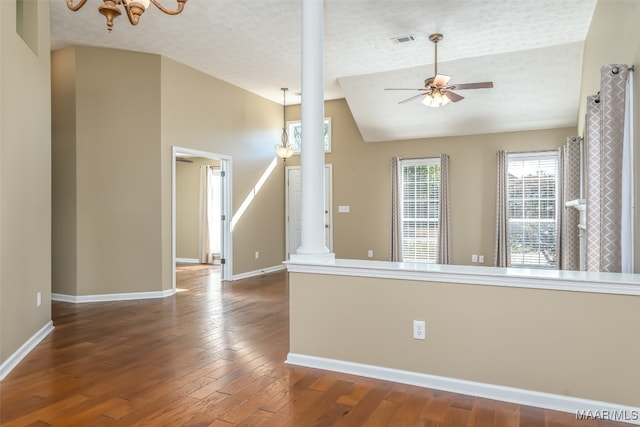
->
{"left": 367, "top": 249, "right": 373, "bottom": 258}
{"left": 471, "top": 254, "right": 478, "bottom": 263}
{"left": 478, "top": 255, "right": 485, "bottom": 264}
{"left": 413, "top": 320, "right": 426, "bottom": 340}
{"left": 255, "top": 251, "right": 260, "bottom": 259}
{"left": 37, "top": 291, "right": 42, "bottom": 307}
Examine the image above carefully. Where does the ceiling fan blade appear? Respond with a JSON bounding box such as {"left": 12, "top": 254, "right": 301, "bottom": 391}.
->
{"left": 451, "top": 81, "right": 494, "bottom": 90}
{"left": 444, "top": 90, "right": 464, "bottom": 102}
{"left": 433, "top": 74, "right": 451, "bottom": 87}
{"left": 398, "top": 93, "right": 426, "bottom": 104}
{"left": 384, "top": 88, "right": 427, "bottom": 91}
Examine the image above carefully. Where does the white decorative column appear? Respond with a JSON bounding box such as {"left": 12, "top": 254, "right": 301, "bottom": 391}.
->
{"left": 290, "top": 0, "right": 334, "bottom": 263}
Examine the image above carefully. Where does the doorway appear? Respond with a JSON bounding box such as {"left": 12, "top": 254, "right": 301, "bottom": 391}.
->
{"left": 285, "top": 164, "right": 333, "bottom": 259}
{"left": 172, "top": 146, "right": 232, "bottom": 288}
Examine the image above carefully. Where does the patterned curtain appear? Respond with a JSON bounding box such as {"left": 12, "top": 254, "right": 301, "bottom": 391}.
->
{"left": 621, "top": 68, "right": 634, "bottom": 273}
{"left": 558, "top": 137, "right": 582, "bottom": 270}
{"left": 585, "top": 95, "right": 602, "bottom": 271}
{"left": 585, "top": 64, "right": 630, "bottom": 272}
{"left": 390, "top": 157, "right": 402, "bottom": 262}
{"left": 437, "top": 154, "right": 451, "bottom": 264}
{"left": 494, "top": 150, "right": 510, "bottom": 267}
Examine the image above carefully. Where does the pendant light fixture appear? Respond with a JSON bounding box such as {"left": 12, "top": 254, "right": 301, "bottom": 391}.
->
{"left": 275, "top": 88, "right": 295, "bottom": 161}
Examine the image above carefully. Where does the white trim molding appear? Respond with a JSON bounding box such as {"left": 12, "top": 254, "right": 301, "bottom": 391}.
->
{"left": 232, "top": 264, "right": 286, "bottom": 281}
{"left": 286, "top": 353, "right": 640, "bottom": 426}
{"left": 1, "top": 321, "right": 54, "bottom": 381}
{"left": 285, "top": 258, "right": 640, "bottom": 296}
{"left": 51, "top": 289, "right": 175, "bottom": 304}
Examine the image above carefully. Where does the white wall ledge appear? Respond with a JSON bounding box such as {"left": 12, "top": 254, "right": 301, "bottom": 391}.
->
{"left": 285, "top": 259, "right": 640, "bottom": 296}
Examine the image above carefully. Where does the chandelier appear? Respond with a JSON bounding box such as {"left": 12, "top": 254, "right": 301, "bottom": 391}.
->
{"left": 66, "top": 0, "right": 187, "bottom": 32}
{"left": 275, "top": 88, "right": 295, "bottom": 161}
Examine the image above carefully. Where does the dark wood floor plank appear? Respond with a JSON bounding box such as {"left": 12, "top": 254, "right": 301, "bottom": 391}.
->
{"left": 1, "top": 394, "right": 90, "bottom": 427}
{"left": 468, "top": 398, "right": 497, "bottom": 427}
{"left": 332, "top": 381, "right": 395, "bottom": 427}
{"left": 442, "top": 406, "right": 472, "bottom": 427}
{"left": 0, "top": 265, "right": 632, "bottom": 427}
{"left": 362, "top": 399, "right": 401, "bottom": 426}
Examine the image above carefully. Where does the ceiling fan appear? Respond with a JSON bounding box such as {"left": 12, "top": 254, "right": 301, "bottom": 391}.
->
{"left": 385, "top": 33, "right": 493, "bottom": 107}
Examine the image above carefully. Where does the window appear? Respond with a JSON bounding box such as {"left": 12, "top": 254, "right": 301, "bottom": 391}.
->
{"left": 507, "top": 152, "right": 558, "bottom": 268}
{"left": 400, "top": 158, "right": 441, "bottom": 263}
{"left": 287, "top": 118, "right": 331, "bottom": 153}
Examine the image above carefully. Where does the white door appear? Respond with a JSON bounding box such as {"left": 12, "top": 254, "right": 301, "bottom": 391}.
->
{"left": 286, "top": 165, "right": 333, "bottom": 259}
{"left": 218, "top": 160, "right": 230, "bottom": 279}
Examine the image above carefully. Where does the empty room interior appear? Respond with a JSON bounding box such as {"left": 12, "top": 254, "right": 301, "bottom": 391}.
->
{"left": 1, "top": 0, "right": 640, "bottom": 425}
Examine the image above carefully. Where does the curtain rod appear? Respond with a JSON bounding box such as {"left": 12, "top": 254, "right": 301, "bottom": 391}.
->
{"left": 505, "top": 149, "right": 560, "bottom": 155}
{"left": 398, "top": 155, "right": 442, "bottom": 161}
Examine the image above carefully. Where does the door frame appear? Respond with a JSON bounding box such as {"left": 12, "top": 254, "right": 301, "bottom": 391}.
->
{"left": 172, "top": 146, "right": 233, "bottom": 288}
{"left": 285, "top": 164, "right": 333, "bottom": 259}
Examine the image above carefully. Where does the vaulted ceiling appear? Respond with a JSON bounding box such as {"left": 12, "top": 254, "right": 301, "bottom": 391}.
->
{"left": 50, "top": 0, "right": 597, "bottom": 142}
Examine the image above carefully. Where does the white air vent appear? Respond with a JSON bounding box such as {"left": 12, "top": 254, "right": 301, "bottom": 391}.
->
{"left": 391, "top": 34, "right": 416, "bottom": 44}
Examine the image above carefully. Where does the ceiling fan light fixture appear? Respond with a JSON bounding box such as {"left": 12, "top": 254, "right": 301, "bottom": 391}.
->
{"left": 385, "top": 32, "right": 493, "bottom": 107}
{"left": 422, "top": 91, "right": 450, "bottom": 108}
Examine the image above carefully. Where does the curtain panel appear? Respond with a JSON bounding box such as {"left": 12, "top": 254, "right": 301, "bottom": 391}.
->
{"left": 558, "top": 137, "right": 582, "bottom": 270}
{"left": 585, "top": 94, "right": 602, "bottom": 271}
{"left": 621, "top": 68, "right": 634, "bottom": 273}
{"left": 436, "top": 154, "right": 451, "bottom": 264}
{"left": 494, "top": 150, "right": 510, "bottom": 267}
{"left": 585, "top": 65, "right": 630, "bottom": 273}
{"left": 390, "top": 157, "right": 402, "bottom": 262}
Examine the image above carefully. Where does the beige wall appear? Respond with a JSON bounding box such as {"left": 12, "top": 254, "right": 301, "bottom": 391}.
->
{"left": 285, "top": 100, "right": 574, "bottom": 265}
{"left": 289, "top": 272, "right": 640, "bottom": 406}
{"left": 51, "top": 47, "right": 77, "bottom": 296}
{"left": 160, "top": 57, "right": 285, "bottom": 285}
{"left": 578, "top": 0, "right": 640, "bottom": 271}
{"left": 176, "top": 157, "right": 220, "bottom": 260}
{"left": 287, "top": 0, "right": 640, "bottom": 411}
{"left": 52, "top": 46, "right": 164, "bottom": 296}
{"left": 51, "top": 49, "right": 285, "bottom": 296}
{"left": 0, "top": 0, "right": 51, "bottom": 365}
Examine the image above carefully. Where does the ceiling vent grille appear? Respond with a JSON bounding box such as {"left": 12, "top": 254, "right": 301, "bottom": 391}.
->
{"left": 391, "top": 34, "right": 416, "bottom": 44}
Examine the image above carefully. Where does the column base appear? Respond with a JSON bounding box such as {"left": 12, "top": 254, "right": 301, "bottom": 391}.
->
{"left": 289, "top": 252, "right": 336, "bottom": 264}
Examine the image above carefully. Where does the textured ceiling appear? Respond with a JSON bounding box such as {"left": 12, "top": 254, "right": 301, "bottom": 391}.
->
{"left": 50, "top": 0, "right": 598, "bottom": 142}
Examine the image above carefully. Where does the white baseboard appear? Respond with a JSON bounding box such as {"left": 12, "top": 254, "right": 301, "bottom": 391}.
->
{"left": 1, "top": 321, "right": 54, "bottom": 381}
{"left": 286, "top": 353, "right": 640, "bottom": 426}
{"left": 52, "top": 288, "right": 175, "bottom": 304}
{"left": 232, "top": 264, "right": 286, "bottom": 281}
{"left": 176, "top": 258, "right": 200, "bottom": 263}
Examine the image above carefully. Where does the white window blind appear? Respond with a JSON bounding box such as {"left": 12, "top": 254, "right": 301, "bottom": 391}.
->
{"left": 507, "top": 152, "right": 558, "bottom": 268}
{"left": 400, "top": 158, "right": 440, "bottom": 263}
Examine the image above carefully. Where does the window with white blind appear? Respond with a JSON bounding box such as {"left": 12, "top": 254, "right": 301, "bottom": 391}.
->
{"left": 400, "top": 158, "right": 441, "bottom": 263}
{"left": 507, "top": 152, "right": 558, "bottom": 268}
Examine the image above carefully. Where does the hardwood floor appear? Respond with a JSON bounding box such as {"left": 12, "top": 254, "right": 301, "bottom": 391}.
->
{"left": 0, "top": 266, "right": 630, "bottom": 426}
